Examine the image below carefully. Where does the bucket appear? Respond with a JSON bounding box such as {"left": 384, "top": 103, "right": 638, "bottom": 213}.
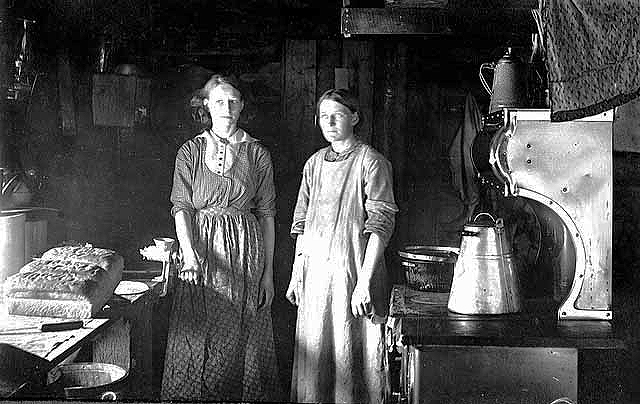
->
{"left": 47, "top": 362, "right": 128, "bottom": 400}
{"left": 398, "top": 246, "right": 459, "bottom": 292}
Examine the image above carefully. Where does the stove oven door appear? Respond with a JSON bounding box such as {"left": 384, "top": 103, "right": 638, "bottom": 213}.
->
{"left": 404, "top": 345, "right": 577, "bottom": 403}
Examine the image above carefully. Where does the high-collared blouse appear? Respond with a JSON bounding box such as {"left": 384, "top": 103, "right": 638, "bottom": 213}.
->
{"left": 170, "top": 128, "right": 276, "bottom": 218}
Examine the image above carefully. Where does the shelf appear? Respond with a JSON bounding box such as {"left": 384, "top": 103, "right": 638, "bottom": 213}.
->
{"left": 341, "top": 6, "right": 537, "bottom": 38}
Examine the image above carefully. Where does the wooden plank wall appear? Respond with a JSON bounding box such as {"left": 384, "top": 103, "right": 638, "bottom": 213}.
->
{"left": 282, "top": 38, "right": 475, "bottom": 285}
{"left": 283, "top": 39, "right": 317, "bottom": 173}
{"left": 282, "top": 38, "right": 378, "bottom": 169}
{"left": 342, "top": 40, "right": 375, "bottom": 144}
{"left": 282, "top": 38, "right": 415, "bottom": 262}
{"left": 379, "top": 41, "right": 409, "bottom": 252}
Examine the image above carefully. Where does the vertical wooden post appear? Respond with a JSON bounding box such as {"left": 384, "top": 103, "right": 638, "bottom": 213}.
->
{"left": 92, "top": 318, "right": 131, "bottom": 370}
{"left": 0, "top": 0, "right": 10, "bottom": 169}
{"left": 317, "top": 39, "right": 341, "bottom": 151}
{"left": 57, "top": 51, "right": 77, "bottom": 137}
{"left": 382, "top": 42, "right": 408, "bottom": 247}
{"left": 317, "top": 40, "right": 340, "bottom": 90}
{"left": 342, "top": 40, "right": 375, "bottom": 144}
{"left": 334, "top": 67, "right": 350, "bottom": 90}
{"left": 92, "top": 291, "right": 156, "bottom": 400}
{"left": 283, "top": 39, "right": 317, "bottom": 171}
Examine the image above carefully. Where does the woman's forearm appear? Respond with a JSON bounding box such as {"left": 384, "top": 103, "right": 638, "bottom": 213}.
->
{"left": 360, "top": 232, "right": 385, "bottom": 283}
{"left": 259, "top": 216, "right": 275, "bottom": 279}
{"left": 174, "top": 210, "right": 196, "bottom": 261}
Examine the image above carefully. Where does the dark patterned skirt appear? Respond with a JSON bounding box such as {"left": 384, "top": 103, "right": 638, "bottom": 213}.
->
{"left": 161, "top": 211, "right": 281, "bottom": 401}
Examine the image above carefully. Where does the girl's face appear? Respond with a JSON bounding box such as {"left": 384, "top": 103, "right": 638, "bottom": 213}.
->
{"left": 204, "top": 83, "right": 244, "bottom": 131}
{"left": 317, "top": 99, "right": 359, "bottom": 144}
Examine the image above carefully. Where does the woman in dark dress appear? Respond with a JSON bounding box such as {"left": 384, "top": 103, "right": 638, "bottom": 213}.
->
{"left": 161, "top": 74, "right": 281, "bottom": 401}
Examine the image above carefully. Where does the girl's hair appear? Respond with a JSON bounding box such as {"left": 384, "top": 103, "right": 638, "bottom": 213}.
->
{"left": 316, "top": 88, "right": 361, "bottom": 130}
{"left": 190, "top": 74, "right": 243, "bottom": 131}
{"left": 200, "top": 74, "right": 243, "bottom": 100}
{"left": 316, "top": 88, "right": 359, "bottom": 115}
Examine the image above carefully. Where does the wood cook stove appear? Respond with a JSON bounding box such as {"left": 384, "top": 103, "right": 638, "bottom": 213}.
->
{"left": 482, "top": 108, "right": 613, "bottom": 320}
{"left": 386, "top": 109, "right": 620, "bottom": 404}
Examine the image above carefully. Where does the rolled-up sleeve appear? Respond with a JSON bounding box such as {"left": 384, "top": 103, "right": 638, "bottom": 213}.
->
{"left": 290, "top": 159, "right": 312, "bottom": 236}
{"left": 170, "top": 144, "right": 196, "bottom": 217}
{"left": 363, "top": 155, "right": 399, "bottom": 246}
{"left": 252, "top": 145, "right": 277, "bottom": 218}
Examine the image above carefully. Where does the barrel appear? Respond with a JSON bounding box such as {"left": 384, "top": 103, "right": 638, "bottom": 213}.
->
{"left": 48, "top": 362, "right": 128, "bottom": 400}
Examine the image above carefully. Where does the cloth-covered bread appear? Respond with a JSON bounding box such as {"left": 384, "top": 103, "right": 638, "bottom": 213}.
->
{"left": 40, "top": 245, "right": 124, "bottom": 271}
{"left": 4, "top": 245, "right": 124, "bottom": 318}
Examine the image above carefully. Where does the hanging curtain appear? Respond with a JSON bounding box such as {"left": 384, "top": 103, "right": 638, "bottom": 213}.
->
{"left": 542, "top": 0, "right": 640, "bottom": 121}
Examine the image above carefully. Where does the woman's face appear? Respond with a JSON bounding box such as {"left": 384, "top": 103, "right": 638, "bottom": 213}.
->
{"left": 204, "top": 83, "right": 244, "bottom": 132}
{"left": 317, "top": 99, "right": 359, "bottom": 144}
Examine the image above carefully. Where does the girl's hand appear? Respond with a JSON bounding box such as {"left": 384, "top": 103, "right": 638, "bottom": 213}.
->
{"left": 286, "top": 234, "right": 305, "bottom": 306}
{"left": 351, "top": 280, "right": 373, "bottom": 318}
{"left": 258, "top": 274, "right": 274, "bottom": 310}
{"left": 179, "top": 254, "right": 201, "bottom": 285}
{"left": 285, "top": 280, "right": 298, "bottom": 306}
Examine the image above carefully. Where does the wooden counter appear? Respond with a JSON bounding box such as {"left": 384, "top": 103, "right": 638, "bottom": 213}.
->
{"left": 0, "top": 279, "right": 159, "bottom": 399}
{"left": 0, "top": 316, "right": 112, "bottom": 398}
{"left": 0, "top": 316, "right": 113, "bottom": 364}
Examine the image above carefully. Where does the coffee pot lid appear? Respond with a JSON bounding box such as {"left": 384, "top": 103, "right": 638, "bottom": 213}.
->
{"left": 497, "top": 47, "right": 522, "bottom": 64}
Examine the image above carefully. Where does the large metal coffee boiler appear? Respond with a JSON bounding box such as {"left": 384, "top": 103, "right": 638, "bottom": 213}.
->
{"left": 448, "top": 213, "right": 522, "bottom": 315}
{"left": 484, "top": 108, "right": 613, "bottom": 320}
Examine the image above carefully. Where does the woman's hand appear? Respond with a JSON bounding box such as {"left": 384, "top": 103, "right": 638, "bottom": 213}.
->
{"left": 258, "top": 274, "right": 274, "bottom": 310}
{"left": 174, "top": 211, "right": 200, "bottom": 285}
{"left": 286, "top": 234, "right": 305, "bottom": 306}
{"left": 351, "top": 280, "right": 373, "bottom": 318}
{"left": 179, "top": 253, "right": 201, "bottom": 285}
{"left": 351, "top": 233, "right": 384, "bottom": 319}
{"left": 285, "top": 280, "right": 298, "bottom": 306}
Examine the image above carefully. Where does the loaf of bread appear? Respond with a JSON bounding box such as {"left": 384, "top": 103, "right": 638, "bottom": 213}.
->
{"left": 40, "top": 245, "right": 124, "bottom": 271}
{"left": 4, "top": 245, "right": 124, "bottom": 318}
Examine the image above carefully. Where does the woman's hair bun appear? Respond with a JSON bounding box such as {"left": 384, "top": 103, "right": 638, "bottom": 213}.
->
{"left": 190, "top": 90, "right": 212, "bottom": 130}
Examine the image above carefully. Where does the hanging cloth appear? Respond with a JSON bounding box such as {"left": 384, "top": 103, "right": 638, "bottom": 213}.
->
{"left": 448, "top": 93, "right": 483, "bottom": 223}
{"left": 542, "top": 0, "right": 640, "bottom": 121}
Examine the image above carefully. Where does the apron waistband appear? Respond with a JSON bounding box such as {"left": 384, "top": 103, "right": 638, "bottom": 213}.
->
{"left": 197, "top": 206, "right": 250, "bottom": 216}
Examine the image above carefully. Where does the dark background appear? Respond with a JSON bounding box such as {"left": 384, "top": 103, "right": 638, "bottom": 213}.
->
{"left": 1, "top": 0, "right": 639, "bottom": 400}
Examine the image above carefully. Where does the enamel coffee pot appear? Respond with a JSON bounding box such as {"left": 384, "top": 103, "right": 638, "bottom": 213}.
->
{"left": 479, "top": 47, "right": 529, "bottom": 114}
{"left": 447, "top": 213, "right": 522, "bottom": 315}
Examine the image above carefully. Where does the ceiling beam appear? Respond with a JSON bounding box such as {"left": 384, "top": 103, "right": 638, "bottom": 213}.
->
{"left": 342, "top": 7, "right": 452, "bottom": 36}
{"left": 341, "top": 6, "right": 537, "bottom": 39}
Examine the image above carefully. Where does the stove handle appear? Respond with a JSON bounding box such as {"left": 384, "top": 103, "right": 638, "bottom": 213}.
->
{"left": 489, "top": 111, "right": 518, "bottom": 195}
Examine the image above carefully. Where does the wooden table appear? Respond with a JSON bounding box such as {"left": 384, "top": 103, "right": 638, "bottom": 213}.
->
{"left": 0, "top": 316, "right": 113, "bottom": 398}
{"left": 0, "top": 316, "right": 112, "bottom": 364}
{"left": 388, "top": 284, "right": 628, "bottom": 404}
{"left": 0, "top": 279, "right": 159, "bottom": 399}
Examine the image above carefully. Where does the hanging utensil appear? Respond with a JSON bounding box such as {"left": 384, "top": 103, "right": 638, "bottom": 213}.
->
{"left": 479, "top": 47, "right": 529, "bottom": 114}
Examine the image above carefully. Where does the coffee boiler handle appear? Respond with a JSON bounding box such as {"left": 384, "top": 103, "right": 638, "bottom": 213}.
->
{"left": 479, "top": 63, "right": 495, "bottom": 96}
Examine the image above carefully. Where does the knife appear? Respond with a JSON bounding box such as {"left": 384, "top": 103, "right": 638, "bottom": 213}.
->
{"left": 0, "top": 320, "right": 84, "bottom": 333}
